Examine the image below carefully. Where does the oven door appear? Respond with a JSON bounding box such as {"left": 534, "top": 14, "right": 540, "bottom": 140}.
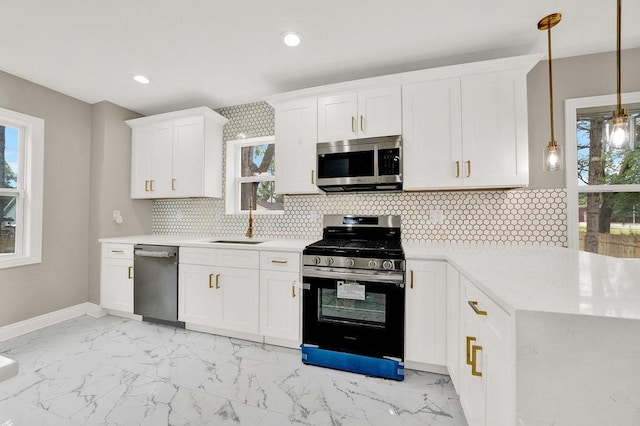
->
{"left": 302, "top": 272, "right": 405, "bottom": 360}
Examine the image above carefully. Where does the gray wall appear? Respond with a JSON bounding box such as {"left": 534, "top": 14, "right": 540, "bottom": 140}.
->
{"left": 527, "top": 47, "right": 640, "bottom": 189}
{"left": 0, "top": 71, "right": 93, "bottom": 326}
{"left": 88, "top": 102, "right": 151, "bottom": 305}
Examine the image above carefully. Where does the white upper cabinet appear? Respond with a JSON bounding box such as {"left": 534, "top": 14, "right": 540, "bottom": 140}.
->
{"left": 403, "top": 69, "right": 529, "bottom": 190}
{"left": 274, "top": 98, "right": 319, "bottom": 194}
{"left": 317, "top": 86, "right": 402, "bottom": 142}
{"left": 127, "top": 107, "right": 228, "bottom": 199}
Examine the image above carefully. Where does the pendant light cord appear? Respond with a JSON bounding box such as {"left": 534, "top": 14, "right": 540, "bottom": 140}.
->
{"left": 547, "top": 25, "right": 555, "bottom": 144}
{"left": 616, "top": 0, "right": 622, "bottom": 111}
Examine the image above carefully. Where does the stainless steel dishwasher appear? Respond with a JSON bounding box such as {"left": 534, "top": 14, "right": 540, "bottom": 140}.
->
{"left": 133, "top": 244, "right": 184, "bottom": 328}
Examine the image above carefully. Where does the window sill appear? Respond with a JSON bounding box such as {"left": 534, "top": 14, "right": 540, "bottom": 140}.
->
{"left": 0, "top": 254, "right": 42, "bottom": 270}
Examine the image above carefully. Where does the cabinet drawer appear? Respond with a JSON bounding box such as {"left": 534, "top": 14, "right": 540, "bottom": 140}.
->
{"left": 180, "top": 247, "right": 259, "bottom": 269}
{"left": 260, "top": 251, "right": 300, "bottom": 273}
{"left": 102, "top": 243, "right": 134, "bottom": 259}
{"left": 463, "top": 278, "right": 511, "bottom": 344}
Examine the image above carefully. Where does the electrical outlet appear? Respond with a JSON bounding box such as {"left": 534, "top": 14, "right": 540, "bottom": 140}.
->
{"left": 429, "top": 209, "right": 443, "bottom": 223}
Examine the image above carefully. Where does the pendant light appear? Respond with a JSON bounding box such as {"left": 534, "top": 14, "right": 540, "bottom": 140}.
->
{"left": 604, "top": 0, "right": 634, "bottom": 151}
{"left": 539, "top": 13, "right": 563, "bottom": 172}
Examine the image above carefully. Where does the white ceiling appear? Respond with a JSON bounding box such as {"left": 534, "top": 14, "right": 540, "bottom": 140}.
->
{"left": 1, "top": 1, "right": 639, "bottom": 115}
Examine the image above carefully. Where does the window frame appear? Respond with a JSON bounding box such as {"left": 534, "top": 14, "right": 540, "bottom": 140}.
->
{"left": 0, "top": 107, "right": 44, "bottom": 269}
{"left": 225, "top": 135, "right": 282, "bottom": 215}
{"left": 565, "top": 91, "right": 640, "bottom": 250}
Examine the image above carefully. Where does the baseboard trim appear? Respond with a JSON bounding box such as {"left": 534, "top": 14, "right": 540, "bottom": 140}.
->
{"left": 0, "top": 302, "right": 104, "bottom": 342}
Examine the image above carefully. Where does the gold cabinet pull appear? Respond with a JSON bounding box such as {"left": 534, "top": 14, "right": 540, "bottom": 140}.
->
{"left": 471, "top": 344, "right": 483, "bottom": 377}
{"left": 209, "top": 273, "right": 214, "bottom": 289}
{"left": 271, "top": 259, "right": 288, "bottom": 264}
{"left": 311, "top": 170, "right": 315, "bottom": 184}
{"left": 111, "top": 249, "right": 124, "bottom": 254}
{"left": 144, "top": 180, "right": 149, "bottom": 192}
{"left": 466, "top": 160, "right": 471, "bottom": 177}
{"left": 360, "top": 115, "right": 364, "bottom": 131}
{"left": 466, "top": 336, "right": 476, "bottom": 365}
{"left": 410, "top": 270, "right": 414, "bottom": 289}
{"left": 149, "top": 180, "right": 154, "bottom": 191}
{"left": 171, "top": 178, "right": 176, "bottom": 191}
{"left": 128, "top": 266, "right": 133, "bottom": 279}
{"left": 215, "top": 273, "right": 220, "bottom": 289}
{"left": 351, "top": 116, "right": 356, "bottom": 132}
{"left": 292, "top": 285, "right": 296, "bottom": 298}
{"left": 468, "top": 300, "right": 487, "bottom": 316}
{"left": 455, "top": 161, "right": 460, "bottom": 178}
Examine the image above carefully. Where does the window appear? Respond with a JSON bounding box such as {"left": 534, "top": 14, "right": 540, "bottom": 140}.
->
{"left": 225, "top": 136, "right": 283, "bottom": 214}
{"left": 566, "top": 93, "right": 640, "bottom": 259}
{"left": 0, "top": 108, "right": 44, "bottom": 269}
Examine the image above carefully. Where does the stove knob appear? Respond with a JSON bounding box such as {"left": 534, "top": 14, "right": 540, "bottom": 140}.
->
{"left": 326, "top": 257, "right": 335, "bottom": 266}
{"left": 346, "top": 258, "right": 355, "bottom": 268}
{"left": 382, "top": 260, "right": 394, "bottom": 270}
{"left": 368, "top": 260, "right": 378, "bottom": 269}
{"left": 312, "top": 256, "right": 322, "bottom": 265}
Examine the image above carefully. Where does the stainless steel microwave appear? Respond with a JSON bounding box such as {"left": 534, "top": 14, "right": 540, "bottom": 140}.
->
{"left": 316, "top": 135, "right": 402, "bottom": 193}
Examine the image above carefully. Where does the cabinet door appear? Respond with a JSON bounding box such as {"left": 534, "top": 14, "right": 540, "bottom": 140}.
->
{"left": 172, "top": 115, "right": 205, "bottom": 197}
{"left": 483, "top": 329, "right": 512, "bottom": 426}
{"left": 216, "top": 266, "right": 260, "bottom": 334}
{"left": 274, "top": 98, "right": 319, "bottom": 194}
{"left": 402, "top": 79, "right": 463, "bottom": 190}
{"left": 446, "top": 264, "right": 460, "bottom": 389}
{"left": 461, "top": 70, "right": 529, "bottom": 188}
{"left": 260, "top": 270, "right": 300, "bottom": 345}
{"left": 100, "top": 258, "right": 134, "bottom": 312}
{"left": 405, "top": 260, "right": 447, "bottom": 366}
{"left": 130, "top": 126, "right": 154, "bottom": 199}
{"left": 148, "top": 121, "right": 174, "bottom": 197}
{"left": 460, "top": 304, "right": 486, "bottom": 426}
{"left": 357, "top": 86, "right": 402, "bottom": 138}
{"left": 178, "top": 264, "right": 219, "bottom": 326}
{"left": 317, "top": 92, "right": 358, "bottom": 142}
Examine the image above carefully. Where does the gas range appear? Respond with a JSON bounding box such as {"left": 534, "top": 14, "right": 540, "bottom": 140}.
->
{"left": 302, "top": 215, "right": 405, "bottom": 275}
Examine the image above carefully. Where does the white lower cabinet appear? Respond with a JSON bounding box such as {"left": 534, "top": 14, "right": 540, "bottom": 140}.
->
{"left": 178, "top": 248, "right": 260, "bottom": 340}
{"left": 100, "top": 243, "right": 134, "bottom": 313}
{"left": 458, "top": 274, "right": 514, "bottom": 426}
{"left": 405, "top": 260, "right": 447, "bottom": 369}
{"left": 178, "top": 247, "right": 301, "bottom": 347}
{"left": 259, "top": 251, "right": 301, "bottom": 348}
{"left": 446, "top": 264, "right": 460, "bottom": 389}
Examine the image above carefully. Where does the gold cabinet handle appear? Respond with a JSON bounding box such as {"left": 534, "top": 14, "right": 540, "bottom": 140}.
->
{"left": 144, "top": 180, "right": 149, "bottom": 192}
{"left": 209, "top": 273, "right": 214, "bottom": 289}
{"left": 128, "top": 266, "right": 133, "bottom": 279}
{"left": 215, "top": 273, "right": 220, "bottom": 289}
{"left": 410, "top": 270, "right": 414, "bottom": 289}
{"left": 468, "top": 300, "right": 487, "bottom": 316}
{"left": 471, "top": 344, "right": 483, "bottom": 377}
{"left": 271, "top": 259, "right": 288, "bottom": 264}
{"left": 149, "top": 180, "right": 154, "bottom": 191}
{"left": 171, "top": 178, "right": 176, "bottom": 191}
{"left": 455, "top": 161, "right": 460, "bottom": 178}
{"left": 360, "top": 115, "right": 364, "bottom": 132}
{"left": 466, "top": 160, "right": 471, "bottom": 177}
{"left": 466, "top": 336, "right": 476, "bottom": 365}
{"left": 111, "top": 249, "right": 124, "bottom": 254}
{"left": 311, "top": 170, "right": 315, "bottom": 184}
{"left": 292, "top": 285, "right": 296, "bottom": 298}
{"left": 351, "top": 116, "right": 356, "bottom": 133}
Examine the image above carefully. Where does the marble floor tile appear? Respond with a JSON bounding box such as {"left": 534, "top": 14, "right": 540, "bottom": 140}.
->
{"left": 0, "top": 315, "right": 467, "bottom": 425}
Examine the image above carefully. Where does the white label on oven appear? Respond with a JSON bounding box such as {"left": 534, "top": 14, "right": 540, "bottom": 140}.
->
{"left": 337, "top": 281, "right": 365, "bottom": 300}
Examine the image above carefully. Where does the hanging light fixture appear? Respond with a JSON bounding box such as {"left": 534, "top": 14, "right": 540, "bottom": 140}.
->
{"left": 604, "top": 0, "right": 634, "bottom": 151}
{"left": 539, "top": 13, "right": 563, "bottom": 172}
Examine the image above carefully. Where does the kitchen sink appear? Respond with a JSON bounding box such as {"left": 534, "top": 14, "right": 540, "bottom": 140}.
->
{"left": 207, "top": 240, "right": 263, "bottom": 245}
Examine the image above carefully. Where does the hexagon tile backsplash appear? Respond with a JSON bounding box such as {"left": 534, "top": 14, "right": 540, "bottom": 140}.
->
{"left": 153, "top": 188, "right": 568, "bottom": 246}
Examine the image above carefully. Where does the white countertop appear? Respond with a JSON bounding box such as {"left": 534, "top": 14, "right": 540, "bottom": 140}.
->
{"left": 99, "top": 235, "right": 314, "bottom": 252}
{"left": 404, "top": 243, "right": 640, "bottom": 321}
{"left": 99, "top": 235, "right": 640, "bottom": 321}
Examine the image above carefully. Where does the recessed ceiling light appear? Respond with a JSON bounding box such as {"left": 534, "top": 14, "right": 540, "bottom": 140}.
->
{"left": 282, "top": 31, "right": 302, "bottom": 47}
{"left": 133, "top": 75, "right": 150, "bottom": 84}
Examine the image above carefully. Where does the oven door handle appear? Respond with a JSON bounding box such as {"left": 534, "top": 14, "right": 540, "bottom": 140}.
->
{"left": 302, "top": 268, "right": 405, "bottom": 285}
